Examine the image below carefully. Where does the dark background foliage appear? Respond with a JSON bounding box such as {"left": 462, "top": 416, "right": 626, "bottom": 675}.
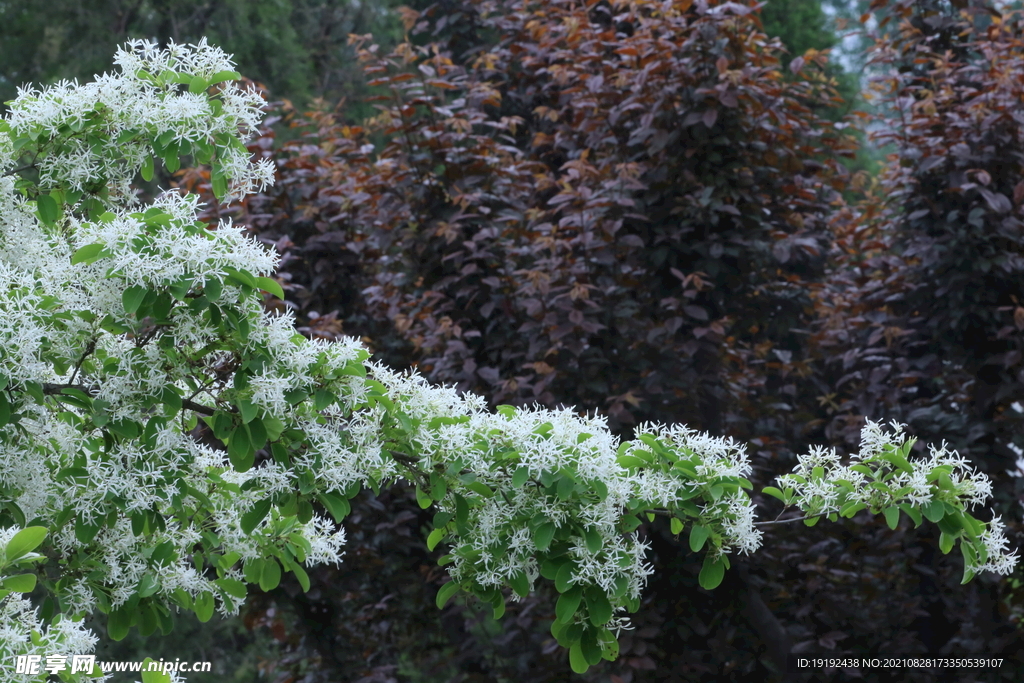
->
{"left": 6, "top": 0, "right": 1024, "bottom": 681}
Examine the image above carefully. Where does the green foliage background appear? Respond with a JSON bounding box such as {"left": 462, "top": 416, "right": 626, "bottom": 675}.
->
{"left": 0, "top": 0, "right": 407, "bottom": 114}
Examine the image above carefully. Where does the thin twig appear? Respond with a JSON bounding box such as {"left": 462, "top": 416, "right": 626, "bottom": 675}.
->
{"left": 68, "top": 339, "right": 97, "bottom": 386}
{"left": 389, "top": 449, "right": 430, "bottom": 489}
{"left": 753, "top": 511, "right": 830, "bottom": 527}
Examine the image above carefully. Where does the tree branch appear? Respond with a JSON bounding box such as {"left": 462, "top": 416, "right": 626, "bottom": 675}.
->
{"left": 42, "top": 382, "right": 216, "bottom": 416}
{"left": 753, "top": 511, "right": 830, "bottom": 527}
{"left": 3, "top": 163, "right": 37, "bottom": 177}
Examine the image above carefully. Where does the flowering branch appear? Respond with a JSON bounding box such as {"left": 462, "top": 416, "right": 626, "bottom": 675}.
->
{"left": 0, "top": 40, "right": 1015, "bottom": 683}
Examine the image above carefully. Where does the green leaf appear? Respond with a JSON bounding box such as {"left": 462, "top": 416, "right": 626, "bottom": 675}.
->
{"left": 75, "top": 517, "right": 101, "bottom": 544}
{"left": 699, "top": 554, "right": 726, "bottom": 590}
{"left": 898, "top": 503, "right": 922, "bottom": 527}
{"left": 122, "top": 285, "right": 148, "bottom": 315}
{"left": 107, "top": 607, "right": 132, "bottom": 640}
{"left": 141, "top": 659, "right": 172, "bottom": 683}
{"left": 426, "top": 528, "right": 445, "bottom": 552}
{"left": 5, "top": 526, "right": 47, "bottom": 561}
{"left": 216, "top": 578, "right": 248, "bottom": 599}
{"left": 534, "top": 522, "right": 556, "bottom": 552}
{"left": 255, "top": 276, "right": 285, "bottom": 300}
{"left": 292, "top": 564, "right": 310, "bottom": 592}
{"left": 436, "top": 581, "right": 460, "bottom": 609}
{"left": 508, "top": 571, "right": 529, "bottom": 598}
{"left": 511, "top": 466, "right": 529, "bottom": 488}
{"left": 69, "top": 241, "right": 104, "bottom": 265}
{"left": 415, "top": 486, "right": 432, "bottom": 510}
{"left": 318, "top": 492, "right": 351, "bottom": 522}
{"left": 581, "top": 629, "right": 603, "bottom": 665}
{"left": 569, "top": 642, "right": 589, "bottom": 674}
{"left": 556, "top": 474, "right": 575, "bottom": 500}
{"left": 555, "top": 586, "right": 582, "bottom": 623}
{"left": 161, "top": 387, "right": 182, "bottom": 413}
{"left": 137, "top": 604, "right": 159, "bottom": 637}
{"left": 584, "top": 527, "right": 603, "bottom": 554}
{"left": 961, "top": 540, "right": 977, "bottom": 567}
{"left": 922, "top": 500, "right": 946, "bottom": 523}
{"left": 937, "top": 513, "right": 961, "bottom": 537}
{"left": 689, "top": 524, "right": 709, "bottom": 553}
{"left": 883, "top": 507, "right": 900, "bottom": 530}
{"left": 164, "top": 143, "right": 181, "bottom": 173}
{"left": 587, "top": 591, "right": 613, "bottom": 626}
{"left": 36, "top": 194, "right": 60, "bottom": 226}
{"left": 108, "top": 419, "right": 140, "bottom": 439}
{"left": 313, "top": 389, "right": 336, "bottom": 411}
{"left": 140, "top": 152, "right": 155, "bottom": 181}
{"left": 212, "top": 172, "right": 227, "bottom": 202}
{"left": 0, "top": 392, "right": 10, "bottom": 427}
{"left": 466, "top": 481, "right": 493, "bottom": 498}
{"left": 189, "top": 75, "right": 209, "bottom": 93}
{"left": 203, "top": 277, "right": 223, "bottom": 301}
{"left": 194, "top": 592, "right": 215, "bottom": 622}
{"left": 136, "top": 573, "right": 159, "bottom": 598}
{"left": 670, "top": 517, "right": 684, "bottom": 535}
{"left": 840, "top": 500, "right": 866, "bottom": 518}
{"left": 259, "top": 558, "right": 282, "bottom": 591}
{"left": 238, "top": 399, "right": 258, "bottom": 424}
{"left": 228, "top": 426, "right": 254, "bottom": 471}
{"left": 209, "top": 70, "right": 242, "bottom": 84}
{"left": 617, "top": 455, "right": 647, "bottom": 469}
{"left": 939, "top": 531, "right": 955, "bottom": 555}
{"left": 243, "top": 558, "right": 265, "bottom": 584}
{"left": 959, "top": 512, "right": 982, "bottom": 539}
{"left": 881, "top": 447, "right": 914, "bottom": 474}
{"left": 429, "top": 474, "right": 447, "bottom": 501}
{"left": 240, "top": 499, "right": 272, "bottom": 534}
{"left": 2, "top": 574, "right": 37, "bottom": 592}
{"left": 761, "top": 486, "right": 786, "bottom": 502}
{"left": 555, "top": 561, "right": 575, "bottom": 593}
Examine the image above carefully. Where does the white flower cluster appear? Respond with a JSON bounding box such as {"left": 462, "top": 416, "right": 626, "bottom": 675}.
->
{"left": 971, "top": 516, "right": 1019, "bottom": 576}
{"left": 366, "top": 366, "right": 655, "bottom": 603}
{"left": 778, "top": 420, "right": 995, "bottom": 513}
{"left": 4, "top": 39, "right": 272, "bottom": 203}
{"left": 627, "top": 423, "right": 763, "bottom": 555}
{"left": 775, "top": 443, "right": 852, "bottom": 513}
{"left": 0, "top": 594, "right": 100, "bottom": 682}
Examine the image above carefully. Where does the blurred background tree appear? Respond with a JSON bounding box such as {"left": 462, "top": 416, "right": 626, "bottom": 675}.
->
{"left": 0, "top": 0, "right": 406, "bottom": 118}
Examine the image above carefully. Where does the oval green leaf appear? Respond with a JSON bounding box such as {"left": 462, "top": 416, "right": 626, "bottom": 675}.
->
{"left": 689, "top": 524, "right": 709, "bottom": 553}
{"left": 240, "top": 499, "right": 272, "bottom": 535}
{"left": 259, "top": 558, "right": 282, "bottom": 591}
{"left": 5, "top": 526, "right": 47, "bottom": 561}
{"left": 2, "top": 573, "right": 37, "bottom": 592}
{"left": 699, "top": 553, "right": 726, "bottom": 590}
{"left": 436, "top": 581, "right": 460, "bottom": 609}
